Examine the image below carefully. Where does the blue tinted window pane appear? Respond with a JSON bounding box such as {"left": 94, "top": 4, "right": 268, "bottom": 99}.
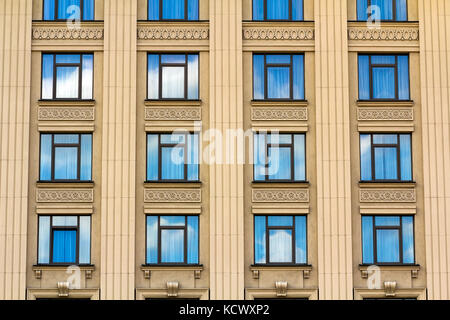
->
{"left": 294, "top": 134, "right": 306, "bottom": 181}
{"left": 360, "top": 134, "right": 372, "bottom": 181}
{"left": 162, "top": 67, "right": 185, "bottom": 98}
{"left": 161, "top": 55, "right": 186, "bottom": 64}
{"left": 38, "top": 216, "right": 51, "bottom": 264}
{"left": 253, "top": 55, "right": 264, "bottom": 99}
{"left": 42, "top": 54, "right": 54, "bottom": 99}
{"left": 147, "top": 55, "right": 159, "bottom": 99}
{"left": 295, "top": 216, "right": 307, "bottom": 263}
{"left": 372, "top": 0, "right": 393, "bottom": 20}
{"left": 83, "top": 0, "right": 94, "bottom": 20}
{"left": 293, "top": 55, "right": 304, "bottom": 100}
{"left": 357, "top": 0, "right": 368, "bottom": 20}
{"left": 58, "top": 0, "right": 81, "bottom": 20}
{"left": 402, "top": 216, "right": 414, "bottom": 263}
{"left": 398, "top": 55, "right": 410, "bottom": 100}
{"left": 187, "top": 0, "right": 199, "bottom": 20}
{"left": 187, "top": 216, "right": 199, "bottom": 264}
{"left": 292, "top": 0, "right": 304, "bottom": 21}
{"left": 162, "top": 0, "right": 184, "bottom": 19}
{"left": 44, "top": 0, "right": 56, "bottom": 20}
{"left": 268, "top": 216, "right": 293, "bottom": 227}
{"left": 160, "top": 216, "right": 186, "bottom": 227}
{"left": 56, "top": 66, "right": 79, "bottom": 99}
{"left": 54, "top": 147, "right": 78, "bottom": 180}
{"left": 266, "top": 55, "right": 291, "bottom": 64}
{"left": 374, "top": 147, "right": 397, "bottom": 180}
{"left": 372, "top": 67, "right": 396, "bottom": 99}
{"left": 187, "top": 55, "right": 199, "bottom": 99}
{"left": 254, "top": 217, "right": 266, "bottom": 263}
{"left": 373, "top": 134, "right": 397, "bottom": 144}
{"left": 400, "top": 134, "right": 412, "bottom": 181}
{"left": 54, "top": 134, "right": 79, "bottom": 144}
{"left": 55, "top": 54, "right": 81, "bottom": 64}
{"left": 254, "top": 134, "right": 266, "bottom": 181}
{"left": 146, "top": 216, "right": 158, "bottom": 263}
{"left": 268, "top": 134, "right": 291, "bottom": 144}
{"left": 52, "top": 216, "right": 78, "bottom": 227}
{"left": 267, "top": 67, "right": 290, "bottom": 99}
{"left": 376, "top": 229, "right": 400, "bottom": 263}
{"left": 253, "top": 0, "right": 264, "bottom": 20}
{"left": 161, "top": 147, "right": 184, "bottom": 180}
{"left": 148, "top": 0, "right": 159, "bottom": 20}
{"left": 161, "top": 133, "right": 185, "bottom": 144}
{"left": 375, "top": 216, "right": 400, "bottom": 226}
{"left": 371, "top": 55, "right": 396, "bottom": 65}
{"left": 161, "top": 229, "right": 184, "bottom": 263}
{"left": 40, "top": 135, "right": 52, "bottom": 181}
{"left": 267, "top": 0, "right": 289, "bottom": 20}
{"left": 358, "top": 55, "right": 370, "bottom": 100}
{"left": 53, "top": 230, "right": 77, "bottom": 263}
{"left": 147, "top": 135, "right": 159, "bottom": 181}
{"left": 82, "top": 55, "right": 93, "bottom": 99}
{"left": 187, "top": 134, "right": 199, "bottom": 181}
{"left": 80, "top": 134, "right": 92, "bottom": 181}
{"left": 362, "top": 216, "right": 374, "bottom": 264}
{"left": 396, "top": 0, "right": 407, "bottom": 21}
{"left": 268, "top": 147, "right": 291, "bottom": 180}
{"left": 79, "top": 216, "right": 91, "bottom": 264}
{"left": 269, "top": 230, "right": 292, "bottom": 263}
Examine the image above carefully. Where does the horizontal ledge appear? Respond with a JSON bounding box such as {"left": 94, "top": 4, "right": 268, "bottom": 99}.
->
{"left": 37, "top": 182, "right": 95, "bottom": 188}
{"left": 145, "top": 100, "right": 202, "bottom": 107}
{"left": 251, "top": 100, "right": 308, "bottom": 107}
{"left": 144, "top": 182, "right": 202, "bottom": 188}
{"left": 252, "top": 182, "right": 310, "bottom": 188}
{"left": 359, "top": 182, "right": 416, "bottom": 188}
{"left": 357, "top": 100, "right": 414, "bottom": 107}
{"left": 38, "top": 100, "right": 96, "bottom": 106}
{"left": 359, "top": 264, "right": 420, "bottom": 271}
{"left": 33, "top": 264, "right": 95, "bottom": 271}
{"left": 347, "top": 21, "right": 419, "bottom": 27}
{"left": 137, "top": 21, "right": 209, "bottom": 26}
{"left": 242, "top": 21, "right": 315, "bottom": 27}
{"left": 250, "top": 264, "right": 312, "bottom": 271}
{"left": 141, "top": 265, "right": 203, "bottom": 271}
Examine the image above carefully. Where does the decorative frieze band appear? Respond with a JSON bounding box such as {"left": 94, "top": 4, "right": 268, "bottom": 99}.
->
{"left": 38, "top": 107, "right": 95, "bottom": 121}
{"left": 252, "top": 189, "right": 309, "bottom": 203}
{"left": 348, "top": 27, "right": 419, "bottom": 41}
{"left": 243, "top": 27, "right": 314, "bottom": 41}
{"left": 357, "top": 108, "right": 413, "bottom": 121}
{"left": 145, "top": 107, "right": 201, "bottom": 121}
{"left": 144, "top": 189, "right": 202, "bottom": 203}
{"left": 137, "top": 26, "right": 209, "bottom": 40}
{"left": 251, "top": 107, "right": 308, "bottom": 121}
{"left": 36, "top": 189, "right": 94, "bottom": 203}
{"left": 360, "top": 189, "right": 416, "bottom": 203}
{"left": 32, "top": 26, "right": 104, "bottom": 40}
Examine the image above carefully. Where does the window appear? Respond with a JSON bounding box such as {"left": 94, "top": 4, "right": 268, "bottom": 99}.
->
{"left": 253, "top": 54, "right": 305, "bottom": 100}
{"left": 38, "top": 216, "right": 91, "bottom": 265}
{"left": 254, "top": 133, "right": 306, "bottom": 182}
{"left": 43, "top": 0, "right": 94, "bottom": 21}
{"left": 357, "top": 0, "right": 407, "bottom": 21}
{"left": 147, "top": 54, "right": 199, "bottom": 100}
{"left": 40, "top": 133, "right": 92, "bottom": 182}
{"left": 360, "top": 133, "right": 412, "bottom": 182}
{"left": 147, "top": 132, "right": 199, "bottom": 182}
{"left": 358, "top": 54, "right": 409, "bottom": 100}
{"left": 253, "top": 0, "right": 303, "bottom": 21}
{"left": 42, "top": 53, "right": 94, "bottom": 100}
{"left": 362, "top": 216, "right": 414, "bottom": 264}
{"left": 146, "top": 216, "right": 199, "bottom": 264}
{"left": 254, "top": 216, "right": 307, "bottom": 264}
{"left": 148, "top": 0, "right": 198, "bottom": 20}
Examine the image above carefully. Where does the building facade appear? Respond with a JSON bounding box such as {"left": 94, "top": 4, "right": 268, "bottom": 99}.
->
{"left": 0, "top": 0, "right": 449, "bottom": 300}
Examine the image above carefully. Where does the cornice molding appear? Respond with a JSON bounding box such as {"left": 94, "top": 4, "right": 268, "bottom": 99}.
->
{"left": 145, "top": 106, "right": 201, "bottom": 121}
{"left": 360, "top": 189, "right": 416, "bottom": 203}
{"left": 36, "top": 189, "right": 94, "bottom": 203}
{"left": 32, "top": 22, "right": 104, "bottom": 40}
{"left": 252, "top": 106, "right": 308, "bottom": 121}
{"left": 137, "top": 23, "right": 209, "bottom": 40}
{"left": 144, "top": 189, "right": 202, "bottom": 203}
{"left": 348, "top": 25, "right": 419, "bottom": 41}
{"left": 252, "top": 189, "right": 309, "bottom": 203}
{"left": 243, "top": 26, "right": 314, "bottom": 41}
{"left": 357, "top": 108, "right": 413, "bottom": 121}
{"left": 38, "top": 106, "right": 95, "bottom": 121}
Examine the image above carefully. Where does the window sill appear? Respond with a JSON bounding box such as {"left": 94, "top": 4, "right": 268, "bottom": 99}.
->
{"left": 242, "top": 20, "right": 315, "bottom": 26}
{"left": 138, "top": 20, "right": 210, "bottom": 23}
{"left": 348, "top": 20, "right": 419, "bottom": 26}
{"left": 252, "top": 181, "right": 310, "bottom": 188}
{"left": 32, "top": 264, "right": 95, "bottom": 280}
{"left": 359, "top": 264, "right": 420, "bottom": 277}
{"left": 145, "top": 100, "right": 202, "bottom": 107}
{"left": 250, "top": 264, "right": 312, "bottom": 279}
{"left": 144, "top": 181, "right": 202, "bottom": 188}
{"left": 37, "top": 181, "right": 95, "bottom": 188}
{"left": 359, "top": 181, "right": 416, "bottom": 188}
{"left": 38, "top": 99, "right": 96, "bottom": 107}
{"left": 251, "top": 100, "right": 308, "bottom": 107}
{"left": 141, "top": 264, "right": 204, "bottom": 279}
{"left": 356, "top": 100, "right": 414, "bottom": 107}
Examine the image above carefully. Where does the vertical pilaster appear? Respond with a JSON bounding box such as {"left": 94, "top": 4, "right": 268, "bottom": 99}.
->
{"left": 100, "top": 0, "right": 137, "bottom": 300}
{"left": 419, "top": 0, "right": 450, "bottom": 300}
{"left": 0, "top": 0, "right": 32, "bottom": 300}
{"left": 314, "top": 0, "right": 353, "bottom": 299}
{"left": 209, "top": 0, "right": 245, "bottom": 300}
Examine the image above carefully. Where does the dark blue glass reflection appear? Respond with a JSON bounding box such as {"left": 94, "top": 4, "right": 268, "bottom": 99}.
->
{"left": 357, "top": 0, "right": 407, "bottom": 21}
{"left": 148, "top": 0, "right": 199, "bottom": 20}
{"left": 43, "top": 0, "right": 94, "bottom": 20}
{"left": 253, "top": 0, "right": 303, "bottom": 21}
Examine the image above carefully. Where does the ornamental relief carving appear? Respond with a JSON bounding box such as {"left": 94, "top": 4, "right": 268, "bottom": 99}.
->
{"left": 359, "top": 189, "right": 416, "bottom": 203}
{"left": 243, "top": 27, "right": 314, "bottom": 40}
{"left": 137, "top": 27, "right": 209, "bottom": 40}
{"left": 348, "top": 27, "right": 419, "bottom": 41}
{"left": 145, "top": 107, "right": 201, "bottom": 121}
{"left": 32, "top": 26, "right": 104, "bottom": 40}
{"left": 37, "top": 189, "right": 94, "bottom": 203}
{"left": 144, "top": 189, "right": 201, "bottom": 203}
{"left": 38, "top": 107, "right": 95, "bottom": 121}
{"left": 357, "top": 108, "right": 413, "bottom": 121}
{"left": 252, "top": 189, "right": 309, "bottom": 203}
{"left": 251, "top": 107, "right": 308, "bottom": 121}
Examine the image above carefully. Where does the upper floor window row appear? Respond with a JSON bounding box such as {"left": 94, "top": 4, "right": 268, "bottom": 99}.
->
{"left": 42, "top": 53, "right": 93, "bottom": 100}
{"left": 148, "top": 0, "right": 198, "bottom": 21}
{"left": 357, "top": 0, "right": 407, "bottom": 21}
{"left": 253, "top": 0, "right": 304, "bottom": 21}
{"left": 358, "top": 54, "right": 410, "bottom": 101}
{"left": 253, "top": 54, "right": 305, "bottom": 101}
{"left": 44, "top": 0, "right": 94, "bottom": 21}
